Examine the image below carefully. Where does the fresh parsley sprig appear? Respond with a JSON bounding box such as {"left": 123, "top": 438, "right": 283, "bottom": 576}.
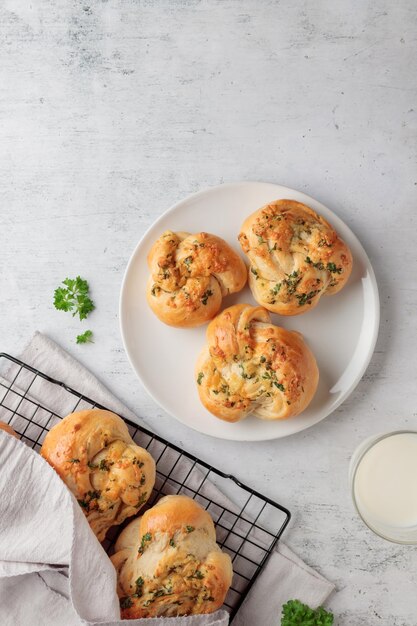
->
{"left": 76, "top": 330, "right": 94, "bottom": 344}
{"left": 54, "top": 276, "right": 95, "bottom": 321}
{"left": 54, "top": 276, "right": 95, "bottom": 344}
{"left": 281, "top": 600, "right": 334, "bottom": 625}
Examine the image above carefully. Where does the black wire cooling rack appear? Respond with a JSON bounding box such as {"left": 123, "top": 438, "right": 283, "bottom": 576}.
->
{"left": 0, "top": 353, "right": 291, "bottom": 621}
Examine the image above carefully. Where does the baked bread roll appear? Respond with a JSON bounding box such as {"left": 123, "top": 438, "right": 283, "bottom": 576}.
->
{"left": 238, "top": 199, "right": 353, "bottom": 315}
{"left": 0, "top": 421, "right": 18, "bottom": 438}
{"left": 41, "top": 409, "right": 155, "bottom": 541}
{"left": 196, "top": 304, "right": 318, "bottom": 422}
{"left": 147, "top": 230, "right": 247, "bottom": 327}
{"left": 111, "top": 494, "right": 233, "bottom": 618}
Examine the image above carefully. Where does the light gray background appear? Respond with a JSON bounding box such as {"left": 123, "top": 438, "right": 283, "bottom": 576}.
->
{"left": 1, "top": 1, "right": 416, "bottom": 624}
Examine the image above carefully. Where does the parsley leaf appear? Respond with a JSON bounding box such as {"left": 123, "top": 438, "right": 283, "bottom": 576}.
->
{"left": 270, "top": 283, "right": 281, "bottom": 296}
{"left": 87, "top": 490, "right": 100, "bottom": 500}
{"left": 138, "top": 532, "right": 152, "bottom": 554}
{"left": 120, "top": 596, "right": 133, "bottom": 609}
{"left": 327, "top": 262, "right": 342, "bottom": 274}
{"left": 76, "top": 330, "right": 94, "bottom": 344}
{"left": 284, "top": 271, "right": 301, "bottom": 295}
{"left": 305, "top": 256, "right": 324, "bottom": 270}
{"left": 54, "top": 276, "right": 95, "bottom": 321}
{"left": 239, "top": 363, "right": 255, "bottom": 380}
{"left": 53, "top": 288, "right": 74, "bottom": 312}
{"left": 98, "top": 458, "right": 112, "bottom": 471}
{"left": 201, "top": 289, "right": 213, "bottom": 305}
{"left": 281, "top": 599, "right": 334, "bottom": 625}
{"left": 296, "top": 290, "right": 320, "bottom": 306}
{"left": 135, "top": 577, "right": 144, "bottom": 597}
{"left": 136, "top": 491, "right": 148, "bottom": 507}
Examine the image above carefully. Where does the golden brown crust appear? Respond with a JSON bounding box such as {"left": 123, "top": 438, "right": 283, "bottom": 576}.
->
{"left": 0, "top": 422, "right": 18, "bottom": 438}
{"left": 195, "top": 304, "right": 319, "bottom": 422}
{"left": 111, "top": 495, "right": 232, "bottom": 619}
{"left": 238, "top": 199, "right": 353, "bottom": 315}
{"left": 41, "top": 409, "right": 155, "bottom": 541}
{"left": 146, "top": 231, "right": 247, "bottom": 327}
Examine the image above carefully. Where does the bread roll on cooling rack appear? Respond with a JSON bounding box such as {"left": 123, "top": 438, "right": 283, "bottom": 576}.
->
{"left": 147, "top": 230, "right": 247, "bottom": 327}
{"left": 111, "top": 494, "right": 233, "bottom": 618}
{"left": 41, "top": 409, "right": 155, "bottom": 541}
{"left": 196, "top": 303, "right": 318, "bottom": 422}
{"left": 238, "top": 199, "right": 352, "bottom": 315}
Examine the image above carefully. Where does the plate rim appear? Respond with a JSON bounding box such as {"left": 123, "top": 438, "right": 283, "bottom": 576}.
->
{"left": 119, "top": 181, "right": 380, "bottom": 441}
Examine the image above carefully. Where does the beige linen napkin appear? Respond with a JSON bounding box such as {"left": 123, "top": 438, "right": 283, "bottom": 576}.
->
{"left": 0, "top": 333, "right": 334, "bottom": 626}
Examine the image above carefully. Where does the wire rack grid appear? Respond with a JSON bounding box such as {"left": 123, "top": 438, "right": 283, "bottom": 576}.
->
{"left": 0, "top": 353, "right": 290, "bottom": 621}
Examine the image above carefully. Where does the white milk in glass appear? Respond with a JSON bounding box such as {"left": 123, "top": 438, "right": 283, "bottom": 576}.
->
{"left": 351, "top": 432, "right": 417, "bottom": 543}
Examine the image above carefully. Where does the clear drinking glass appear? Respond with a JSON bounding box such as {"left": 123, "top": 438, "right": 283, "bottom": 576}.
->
{"left": 349, "top": 431, "right": 417, "bottom": 544}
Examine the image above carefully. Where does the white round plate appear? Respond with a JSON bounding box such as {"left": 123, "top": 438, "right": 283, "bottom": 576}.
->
{"left": 120, "top": 182, "right": 379, "bottom": 441}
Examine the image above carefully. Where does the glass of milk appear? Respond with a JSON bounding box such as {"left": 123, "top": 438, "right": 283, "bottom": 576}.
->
{"left": 349, "top": 431, "right": 417, "bottom": 543}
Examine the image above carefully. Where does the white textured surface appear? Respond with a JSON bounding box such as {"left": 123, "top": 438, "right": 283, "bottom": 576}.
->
{"left": 0, "top": 2, "right": 416, "bottom": 624}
